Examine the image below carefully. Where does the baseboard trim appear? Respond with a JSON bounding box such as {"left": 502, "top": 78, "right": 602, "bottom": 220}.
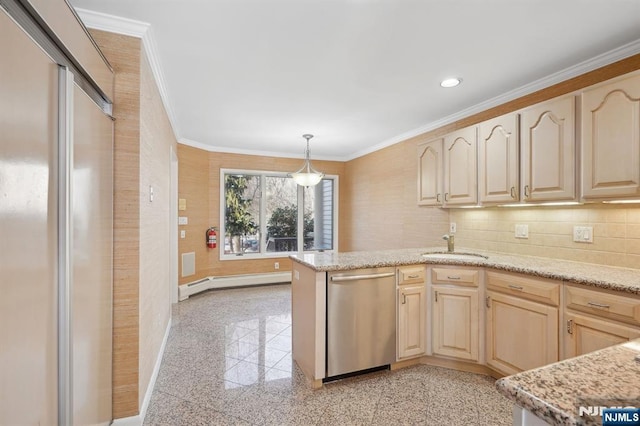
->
{"left": 111, "top": 316, "right": 172, "bottom": 426}
{"left": 178, "top": 272, "right": 292, "bottom": 301}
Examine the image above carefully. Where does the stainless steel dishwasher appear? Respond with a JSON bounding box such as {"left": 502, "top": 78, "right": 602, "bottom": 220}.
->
{"left": 326, "top": 267, "right": 396, "bottom": 378}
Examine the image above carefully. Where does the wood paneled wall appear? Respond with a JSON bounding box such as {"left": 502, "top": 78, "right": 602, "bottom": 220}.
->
{"left": 90, "top": 30, "right": 176, "bottom": 420}
{"left": 177, "top": 147, "right": 345, "bottom": 285}
{"left": 138, "top": 48, "right": 175, "bottom": 407}
{"left": 89, "top": 30, "right": 141, "bottom": 419}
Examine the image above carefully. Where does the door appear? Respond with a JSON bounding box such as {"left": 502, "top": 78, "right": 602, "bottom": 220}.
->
{"left": 432, "top": 286, "right": 479, "bottom": 361}
{"left": 564, "top": 312, "right": 640, "bottom": 359}
{"left": 486, "top": 291, "right": 558, "bottom": 375}
{"left": 478, "top": 112, "right": 519, "bottom": 204}
{"left": 72, "top": 84, "right": 113, "bottom": 425}
{"left": 398, "top": 285, "right": 426, "bottom": 359}
{"left": 417, "top": 139, "right": 443, "bottom": 206}
{"left": 0, "top": 9, "right": 59, "bottom": 424}
{"left": 582, "top": 72, "right": 640, "bottom": 199}
{"left": 521, "top": 95, "right": 576, "bottom": 202}
{"left": 444, "top": 126, "right": 478, "bottom": 206}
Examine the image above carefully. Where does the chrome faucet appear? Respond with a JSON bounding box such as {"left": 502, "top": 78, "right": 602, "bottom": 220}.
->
{"left": 442, "top": 234, "right": 454, "bottom": 252}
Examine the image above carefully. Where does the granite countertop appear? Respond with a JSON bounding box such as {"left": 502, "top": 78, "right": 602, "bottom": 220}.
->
{"left": 496, "top": 339, "right": 640, "bottom": 425}
{"left": 289, "top": 247, "right": 640, "bottom": 295}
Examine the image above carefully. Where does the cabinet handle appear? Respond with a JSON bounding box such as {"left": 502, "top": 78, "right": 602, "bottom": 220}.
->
{"left": 485, "top": 296, "right": 491, "bottom": 308}
{"left": 567, "top": 319, "right": 573, "bottom": 335}
{"left": 435, "top": 291, "right": 438, "bottom": 302}
{"left": 444, "top": 193, "right": 449, "bottom": 202}
{"left": 402, "top": 294, "right": 406, "bottom": 304}
{"left": 508, "top": 284, "right": 524, "bottom": 291}
{"left": 407, "top": 274, "right": 420, "bottom": 279}
{"left": 436, "top": 193, "right": 441, "bottom": 203}
{"left": 447, "top": 276, "right": 461, "bottom": 280}
{"left": 524, "top": 185, "right": 530, "bottom": 199}
{"left": 510, "top": 186, "right": 516, "bottom": 199}
{"left": 587, "top": 301, "right": 610, "bottom": 309}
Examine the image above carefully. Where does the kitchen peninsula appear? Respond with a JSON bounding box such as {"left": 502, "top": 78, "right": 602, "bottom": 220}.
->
{"left": 290, "top": 248, "right": 640, "bottom": 424}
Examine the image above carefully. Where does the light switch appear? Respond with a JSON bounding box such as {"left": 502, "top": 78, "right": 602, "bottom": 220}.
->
{"left": 573, "top": 226, "right": 593, "bottom": 243}
{"left": 149, "top": 185, "right": 154, "bottom": 202}
{"left": 178, "top": 198, "right": 187, "bottom": 211}
{"left": 180, "top": 230, "right": 185, "bottom": 239}
{"left": 515, "top": 224, "right": 529, "bottom": 239}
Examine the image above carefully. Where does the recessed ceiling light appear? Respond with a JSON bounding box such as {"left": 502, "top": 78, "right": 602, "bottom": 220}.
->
{"left": 440, "top": 77, "right": 462, "bottom": 88}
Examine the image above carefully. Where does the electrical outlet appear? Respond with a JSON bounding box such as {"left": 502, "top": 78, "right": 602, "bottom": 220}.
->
{"left": 515, "top": 224, "right": 529, "bottom": 239}
{"left": 449, "top": 223, "right": 457, "bottom": 234}
{"left": 274, "top": 262, "right": 279, "bottom": 270}
{"left": 573, "top": 226, "right": 593, "bottom": 243}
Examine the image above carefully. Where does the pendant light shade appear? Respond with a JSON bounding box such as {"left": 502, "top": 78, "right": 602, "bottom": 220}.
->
{"left": 289, "top": 134, "right": 324, "bottom": 186}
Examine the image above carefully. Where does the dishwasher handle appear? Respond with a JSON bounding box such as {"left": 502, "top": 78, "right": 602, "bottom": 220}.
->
{"left": 330, "top": 272, "right": 395, "bottom": 282}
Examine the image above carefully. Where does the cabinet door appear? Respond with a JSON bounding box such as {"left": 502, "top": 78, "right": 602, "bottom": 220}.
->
{"left": 444, "top": 126, "right": 478, "bottom": 206}
{"left": 398, "top": 285, "right": 426, "bottom": 359}
{"left": 432, "top": 286, "right": 479, "bottom": 361}
{"left": 478, "top": 113, "right": 519, "bottom": 204}
{"left": 486, "top": 291, "right": 558, "bottom": 375}
{"left": 582, "top": 72, "right": 640, "bottom": 199}
{"left": 564, "top": 312, "right": 640, "bottom": 359}
{"left": 417, "top": 139, "right": 443, "bottom": 206}
{"left": 521, "top": 95, "right": 576, "bottom": 202}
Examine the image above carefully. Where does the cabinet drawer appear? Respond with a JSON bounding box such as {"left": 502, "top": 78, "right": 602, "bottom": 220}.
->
{"left": 486, "top": 271, "right": 559, "bottom": 306}
{"left": 431, "top": 268, "right": 478, "bottom": 287}
{"left": 398, "top": 266, "right": 425, "bottom": 285}
{"left": 565, "top": 284, "right": 640, "bottom": 326}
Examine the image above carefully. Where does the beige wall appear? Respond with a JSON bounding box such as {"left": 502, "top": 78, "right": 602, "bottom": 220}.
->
{"left": 90, "top": 30, "right": 140, "bottom": 418}
{"left": 177, "top": 146, "right": 345, "bottom": 285}
{"left": 138, "top": 48, "right": 174, "bottom": 407}
{"left": 341, "top": 137, "right": 450, "bottom": 251}
{"left": 451, "top": 206, "right": 640, "bottom": 268}
{"left": 90, "top": 30, "right": 175, "bottom": 419}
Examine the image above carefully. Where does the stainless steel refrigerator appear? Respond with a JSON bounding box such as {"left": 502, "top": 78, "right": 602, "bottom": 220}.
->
{"left": 0, "top": 1, "right": 114, "bottom": 424}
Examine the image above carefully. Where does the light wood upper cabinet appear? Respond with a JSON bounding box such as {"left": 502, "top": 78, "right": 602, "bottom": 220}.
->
{"left": 520, "top": 95, "right": 576, "bottom": 202}
{"left": 417, "top": 139, "right": 444, "bottom": 206}
{"left": 581, "top": 72, "right": 640, "bottom": 199}
{"left": 478, "top": 112, "right": 519, "bottom": 204}
{"left": 444, "top": 126, "right": 478, "bottom": 206}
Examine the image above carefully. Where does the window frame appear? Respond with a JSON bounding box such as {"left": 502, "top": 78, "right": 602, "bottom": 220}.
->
{"left": 219, "top": 168, "right": 339, "bottom": 261}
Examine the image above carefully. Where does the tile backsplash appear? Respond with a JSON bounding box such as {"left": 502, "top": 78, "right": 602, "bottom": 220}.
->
{"left": 450, "top": 205, "right": 640, "bottom": 269}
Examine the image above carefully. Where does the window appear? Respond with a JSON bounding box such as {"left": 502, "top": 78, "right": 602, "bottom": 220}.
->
{"left": 220, "top": 169, "right": 337, "bottom": 259}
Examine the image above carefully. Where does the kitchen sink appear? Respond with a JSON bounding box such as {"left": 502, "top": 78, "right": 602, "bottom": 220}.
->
{"left": 421, "top": 252, "right": 488, "bottom": 261}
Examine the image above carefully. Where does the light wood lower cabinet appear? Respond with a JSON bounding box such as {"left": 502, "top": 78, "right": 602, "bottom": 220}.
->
{"left": 486, "top": 291, "right": 558, "bottom": 375}
{"left": 564, "top": 312, "right": 640, "bottom": 358}
{"left": 432, "top": 285, "right": 479, "bottom": 361}
{"left": 397, "top": 284, "right": 426, "bottom": 359}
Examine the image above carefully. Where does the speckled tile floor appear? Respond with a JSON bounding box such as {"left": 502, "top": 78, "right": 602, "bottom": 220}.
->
{"left": 144, "top": 284, "right": 513, "bottom": 426}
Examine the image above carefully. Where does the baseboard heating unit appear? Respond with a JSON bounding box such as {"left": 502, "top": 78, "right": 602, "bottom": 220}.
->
{"left": 178, "top": 272, "right": 292, "bottom": 301}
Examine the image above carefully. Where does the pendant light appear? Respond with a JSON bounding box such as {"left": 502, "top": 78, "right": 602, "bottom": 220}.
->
{"left": 289, "top": 134, "right": 324, "bottom": 186}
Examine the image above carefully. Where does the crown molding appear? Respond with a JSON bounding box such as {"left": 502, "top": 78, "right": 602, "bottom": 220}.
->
{"left": 178, "top": 138, "right": 345, "bottom": 162}
{"left": 75, "top": 8, "right": 181, "bottom": 139}
{"left": 72, "top": 8, "right": 640, "bottom": 162}
{"left": 345, "top": 37, "right": 640, "bottom": 161}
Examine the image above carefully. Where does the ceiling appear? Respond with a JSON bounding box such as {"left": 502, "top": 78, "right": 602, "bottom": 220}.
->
{"left": 69, "top": 0, "right": 640, "bottom": 161}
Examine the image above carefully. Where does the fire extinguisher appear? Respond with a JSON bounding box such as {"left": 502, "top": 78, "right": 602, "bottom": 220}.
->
{"left": 205, "top": 227, "right": 217, "bottom": 249}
